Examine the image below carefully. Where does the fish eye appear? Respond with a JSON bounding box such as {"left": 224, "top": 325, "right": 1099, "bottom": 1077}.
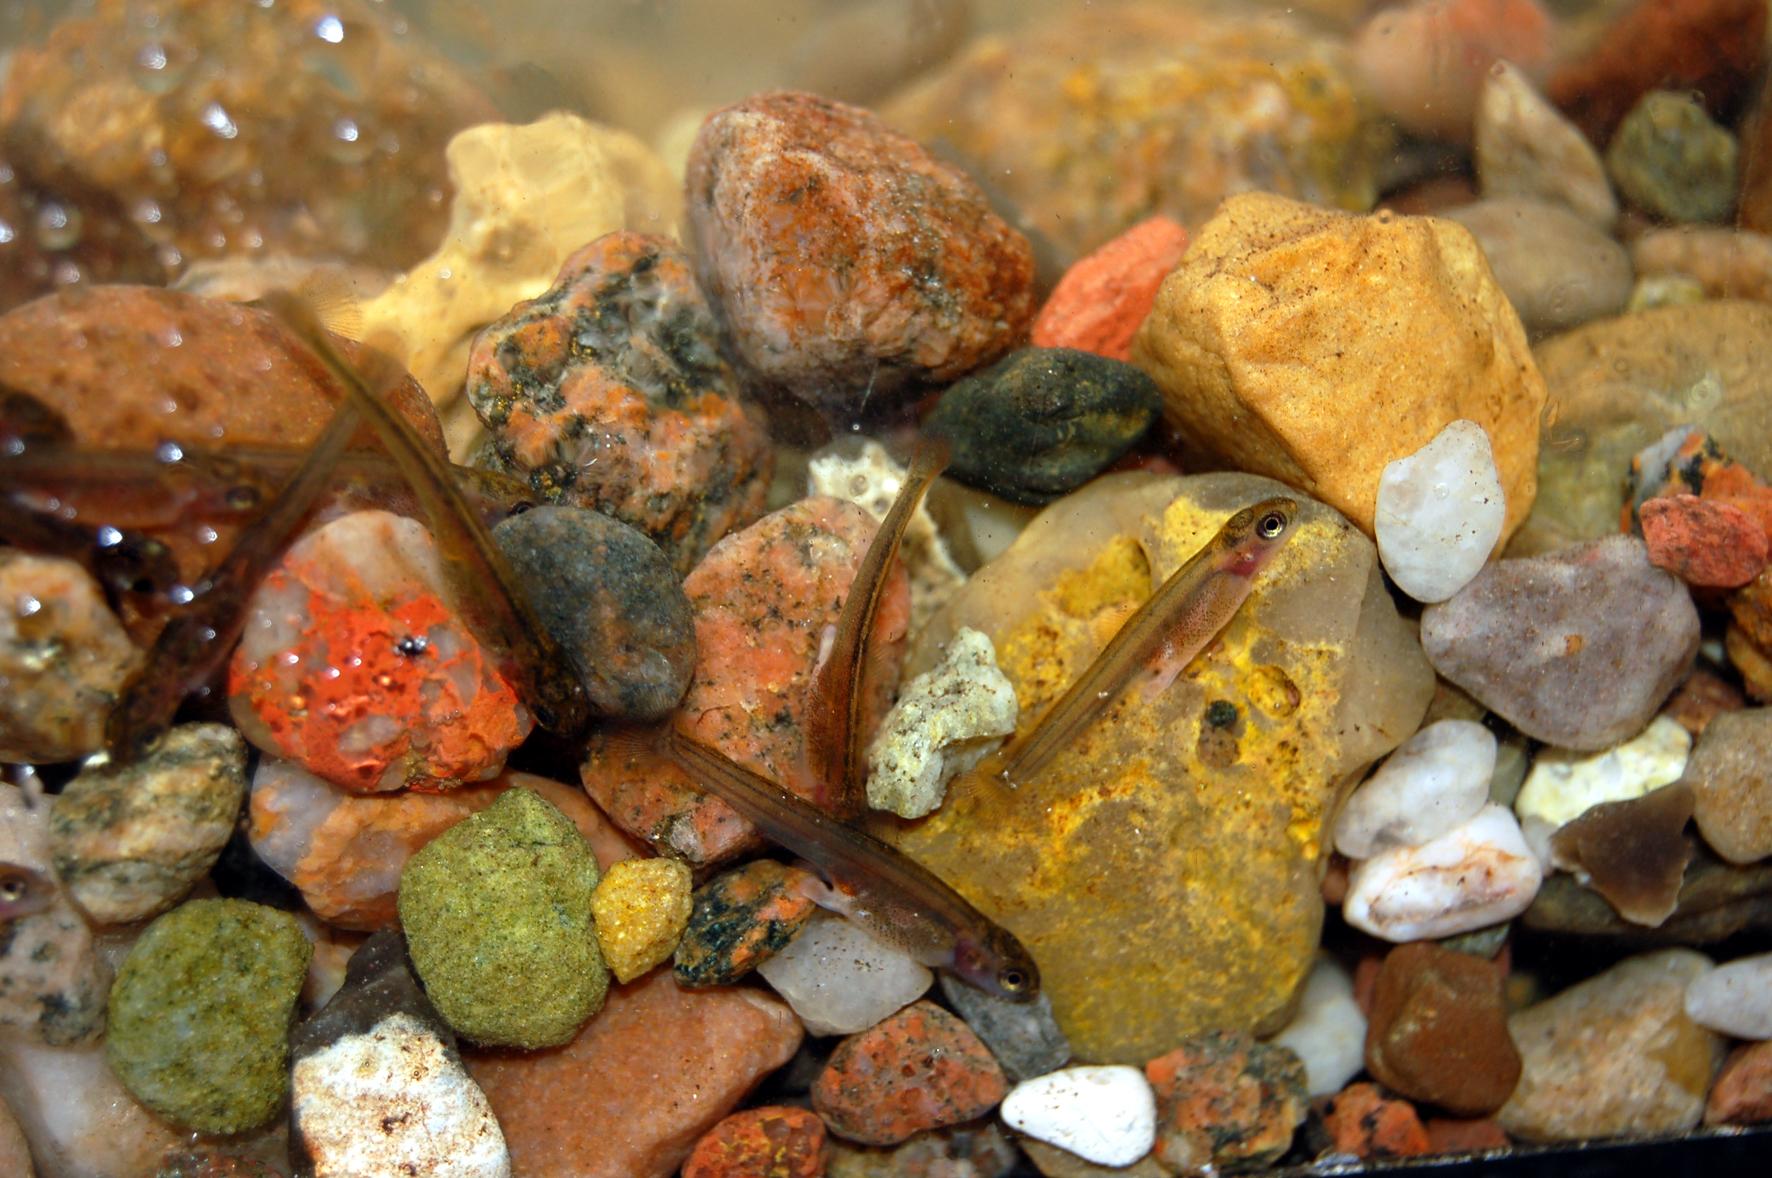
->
{"left": 0, "top": 877, "right": 26, "bottom": 902}
{"left": 998, "top": 967, "right": 1027, "bottom": 993}
{"left": 1257, "top": 511, "right": 1287, "bottom": 539}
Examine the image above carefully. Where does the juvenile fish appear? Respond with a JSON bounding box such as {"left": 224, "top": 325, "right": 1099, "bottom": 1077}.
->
{"left": 612, "top": 722, "right": 1040, "bottom": 1002}
{"left": 0, "top": 862, "right": 55, "bottom": 922}
{"left": 996, "top": 496, "right": 1300, "bottom": 786}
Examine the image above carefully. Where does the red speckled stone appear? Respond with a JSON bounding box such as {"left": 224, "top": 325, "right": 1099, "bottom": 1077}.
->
{"left": 1143, "top": 1029, "right": 1307, "bottom": 1174}
{"left": 581, "top": 496, "right": 908, "bottom": 865}
{"left": 812, "top": 1000, "right": 1008, "bottom": 1146}
{"left": 466, "top": 232, "right": 773, "bottom": 575}
{"left": 686, "top": 90, "right": 1035, "bottom": 414}
{"left": 681, "top": 1106, "right": 828, "bottom": 1178}
{"left": 1323, "top": 1082, "right": 1432, "bottom": 1160}
{"left": 1640, "top": 494, "right": 1769, "bottom": 588}
{"left": 1705, "top": 1040, "right": 1772, "bottom": 1126}
{"left": 1031, "top": 216, "right": 1189, "bottom": 363}
{"left": 1365, "top": 942, "right": 1520, "bottom": 1117}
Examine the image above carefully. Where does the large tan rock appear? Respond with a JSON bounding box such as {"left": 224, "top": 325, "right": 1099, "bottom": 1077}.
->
{"left": 1132, "top": 193, "right": 1545, "bottom": 547}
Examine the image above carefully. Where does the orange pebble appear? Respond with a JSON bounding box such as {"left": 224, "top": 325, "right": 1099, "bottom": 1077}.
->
{"left": 681, "top": 1106, "right": 827, "bottom": 1178}
{"left": 1324, "top": 1082, "right": 1432, "bottom": 1160}
{"left": 1031, "top": 216, "right": 1189, "bottom": 361}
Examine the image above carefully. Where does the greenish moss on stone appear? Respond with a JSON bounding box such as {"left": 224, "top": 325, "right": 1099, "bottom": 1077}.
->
{"left": 398, "top": 787, "right": 607, "bottom": 1047}
{"left": 106, "top": 898, "right": 311, "bottom": 1133}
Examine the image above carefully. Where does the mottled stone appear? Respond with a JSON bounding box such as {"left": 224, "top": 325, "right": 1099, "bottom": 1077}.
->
{"left": 492, "top": 506, "right": 695, "bottom": 721}
{"left": 1133, "top": 193, "right": 1544, "bottom": 543}
{"left": 1605, "top": 90, "right": 1739, "bottom": 223}
{"left": 48, "top": 723, "right": 244, "bottom": 924}
{"left": 675, "top": 860, "right": 819, "bottom": 988}
{"left": 1641, "top": 494, "right": 1769, "bottom": 588}
{"left": 1323, "top": 1082, "right": 1431, "bottom": 1160}
{"left": 590, "top": 857, "right": 693, "bottom": 985}
{"left": 1031, "top": 217, "right": 1191, "bottom": 362}
{"left": 813, "top": 1001, "right": 1007, "bottom": 1146}
{"left": 1686, "top": 708, "right": 1772, "bottom": 865}
{"left": 0, "top": 782, "right": 108, "bottom": 1046}
{"left": 681, "top": 1106, "right": 827, "bottom": 1178}
{"left": 687, "top": 90, "right": 1033, "bottom": 413}
{"left": 886, "top": 471, "right": 1433, "bottom": 1063}
{"left": 1144, "top": 1030, "right": 1307, "bottom": 1174}
{"left": 1499, "top": 949, "right": 1724, "bottom": 1141}
{"left": 1549, "top": 783, "right": 1694, "bottom": 927}
{"left": 1366, "top": 943, "right": 1519, "bottom": 1116}
{"left": 466, "top": 232, "right": 770, "bottom": 574}
{"left": 1475, "top": 60, "right": 1617, "bottom": 228}
{"left": 1443, "top": 198, "right": 1631, "bottom": 337}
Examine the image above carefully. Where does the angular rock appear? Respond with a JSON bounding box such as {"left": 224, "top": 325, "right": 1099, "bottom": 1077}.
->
{"left": 1334, "top": 719, "right": 1495, "bottom": 859}
{"left": 1549, "top": 783, "right": 1694, "bottom": 927}
{"left": 1443, "top": 198, "right": 1631, "bottom": 337}
{"left": 1523, "top": 852, "right": 1772, "bottom": 945}
{"left": 591, "top": 857, "right": 693, "bottom": 985}
{"left": 812, "top": 1001, "right": 1007, "bottom": 1147}
{"left": 466, "top": 231, "right": 771, "bottom": 574}
{"left": 938, "top": 972, "right": 1072, "bottom": 1084}
{"left": 1684, "top": 951, "right": 1772, "bottom": 1040}
{"left": 675, "top": 860, "right": 820, "bottom": 988}
{"left": 1003, "top": 1066, "right": 1156, "bottom": 1169}
{"left": 682, "top": 1107, "right": 827, "bottom": 1178}
{"left": 1475, "top": 60, "right": 1617, "bottom": 228}
{"left": 1323, "top": 1082, "right": 1431, "bottom": 1160}
{"left": 1270, "top": 955, "right": 1366, "bottom": 1098}
{"left": 1031, "top": 217, "right": 1191, "bottom": 362}
{"left": 1351, "top": 0, "right": 1554, "bottom": 141}
{"left": 1685, "top": 707, "right": 1772, "bottom": 864}
{"left": 1144, "top": 1030, "right": 1306, "bottom": 1174}
{"left": 1641, "top": 494, "right": 1769, "bottom": 588}
{"left": 1344, "top": 803, "right": 1542, "bottom": 942}
{"left": 687, "top": 90, "right": 1034, "bottom": 413}
{"left": 0, "top": 781, "right": 109, "bottom": 1046}
{"left": 1421, "top": 536, "right": 1699, "bottom": 750}
{"left": 398, "top": 788, "right": 607, "bottom": 1048}
{"left": 1365, "top": 942, "right": 1520, "bottom": 1116}
{"left": 1499, "top": 948, "right": 1724, "bottom": 1141}
{"left": 755, "top": 911, "right": 932, "bottom": 1037}
{"left": 1706, "top": 1041, "right": 1772, "bottom": 1126}
{"left": 106, "top": 899, "right": 311, "bottom": 1133}
{"left": 1133, "top": 193, "right": 1544, "bottom": 544}
{"left": 1605, "top": 90, "right": 1739, "bottom": 224}
{"left": 48, "top": 722, "right": 244, "bottom": 924}
{"left": 1516, "top": 715, "right": 1692, "bottom": 837}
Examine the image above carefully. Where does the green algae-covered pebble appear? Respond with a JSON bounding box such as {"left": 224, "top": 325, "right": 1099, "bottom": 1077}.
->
{"left": 106, "top": 898, "right": 312, "bottom": 1133}
{"left": 398, "top": 787, "right": 607, "bottom": 1047}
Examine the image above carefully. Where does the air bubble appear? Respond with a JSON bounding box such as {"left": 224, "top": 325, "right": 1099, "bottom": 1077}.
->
{"left": 200, "top": 102, "right": 239, "bottom": 140}
{"left": 314, "top": 13, "right": 345, "bottom": 43}
{"left": 34, "top": 202, "right": 82, "bottom": 250}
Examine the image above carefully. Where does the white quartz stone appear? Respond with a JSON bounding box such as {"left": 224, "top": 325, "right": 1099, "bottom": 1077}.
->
{"left": 755, "top": 911, "right": 932, "bottom": 1036}
{"left": 1269, "top": 956, "right": 1367, "bottom": 1098}
{"left": 1344, "top": 803, "right": 1543, "bottom": 942}
{"left": 1516, "top": 715, "right": 1691, "bottom": 841}
{"left": 865, "top": 627, "right": 1018, "bottom": 819}
{"left": 1375, "top": 419, "right": 1507, "bottom": 603}
{"left": 1684, "top": 952, "right": 1772, "bottom": 1040}
{"left": 1334, "top": 719, "right": 1496, "bottom": 859}
{"left": 1000, "top": 1066, "right": 1157, "bottom": 1168}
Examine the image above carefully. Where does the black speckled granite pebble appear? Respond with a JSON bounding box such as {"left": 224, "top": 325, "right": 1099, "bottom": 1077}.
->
{"left": 925, "top": 346, "right": 1160, "bottom": 504}
{"left": 493, "top": 506, "right": 695, "bottom": 722}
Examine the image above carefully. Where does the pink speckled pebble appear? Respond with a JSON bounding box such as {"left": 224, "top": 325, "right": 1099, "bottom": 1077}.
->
{"left": 812, "top": 1000, "right": 1007, "bottom": 1146}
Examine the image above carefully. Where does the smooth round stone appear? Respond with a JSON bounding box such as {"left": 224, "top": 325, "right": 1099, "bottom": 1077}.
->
{"left": 1685, "top": 953, "right": 1772, "bottom": 1040}
{"left": 1000, "top": 1066, "right": 1157, "bottom": 1168}
{"left": 1443, "top": 198, "right": 1632, "bottom": 337}
{"left": 755, "top": 911, "right": 932, "bottom": 1037}
{"left": 1334, "top": 719, "right": 1496, "bottom": 859}
{"left": 1606, "top": 90, "right": 1739, "bottom": 224}
{"left": 1686, "top": 708, "right": 1772, "bottom": 865}
{"left": 1515, "top": 715, "right": 1691, "bottom": 852}
{"left": 1344, "top": 803, "right": 1543, "bottom": 942}
{"left": 1269, "top": 956, "right": 1367, "bottom": 1099}
{"left": 1375, "top": 420, "right": 1507, "bottom": 604}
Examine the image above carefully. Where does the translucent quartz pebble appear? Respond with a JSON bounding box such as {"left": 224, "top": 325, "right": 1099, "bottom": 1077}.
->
{"left": 755, "top": 911, "right": 932, "bottom": 1036}
{"left": 999, "top": 1066, "right": 1157, "bottom": 1168}
{"left": 1269, "top": 956, "right": 1367, "bottom": 1098}
{"left": 1515, "top": 715, "right": 1691, "bottom": 859}
{"left": 1333, "top": 719, "right": 1496, "bottom": 859}
{"left": 1685, "top": 952, "right": 1772, "bottom": 1040}
{"left": 1344, "top": 804, "right": 1543, "bottom": 942}
{"left": 1375, "top": 420, "right": 1506, "bottom": 603}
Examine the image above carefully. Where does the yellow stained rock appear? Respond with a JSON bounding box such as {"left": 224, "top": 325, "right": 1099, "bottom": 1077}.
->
{"left": 886, "top": 472, "right": 1432, "bottom": 1064}
{"left": 590, "top": 857, "right": 693, "bottom": 984}
{"left": 1132, "top": 193, "right": 1545, "bottom": 547}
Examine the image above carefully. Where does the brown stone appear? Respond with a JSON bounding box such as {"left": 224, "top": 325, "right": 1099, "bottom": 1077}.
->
{"left": 1549, "top": 783, "right": 1694, "bottom": 926}
{"left": 1365, "top": 942, "right": 1521, "bottom": 1117}
{"left": 1705, "top": 1040, "right": 1772, "bottom": 1126}
{"left": 1662, "top": 668, "right": 1746, "bottom": 738}
{"left": 1684, "top": 708, "right": 1772, "bottom": 865}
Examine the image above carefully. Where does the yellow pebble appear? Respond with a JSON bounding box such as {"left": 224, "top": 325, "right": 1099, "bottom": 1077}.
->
{"left": 589, "top": 857, "right": 694, "bottom": 984}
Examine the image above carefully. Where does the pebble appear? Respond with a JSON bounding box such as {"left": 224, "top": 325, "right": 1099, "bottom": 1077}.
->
{"left": 1515, "top": 714, "right": 1691, "bottom": 834}
{"left": 1323, "top": 1082, "right": 1431, "bottom": 1160}
{"left": 492, "top": 506, "right": 696, "bottom": 721}
{"left": 48, "top": 722, "right": 244, "bottom": 924}
{"left": 0, "top": 1095, "right": 26, "bottom": 1178}
{"left": 1425, "top": 1116, "right": 1511, "bottom": 1153}
{"left": 466, "top": 231, "right": 772, "bottom": 574}
{"left": 755, "top": 911, "right": 932, "bottom": 1036}
{"left": 290, "top": 930, "right": 508, "bottom": 1178}
{"left": 1684, "top": 952, "right": 1772, "bottom": 1040}
{"left": 1499, "top": 949, "right": 1724, "bottom": 1141}
{"left": 1270, "top": 956, "right": 1366, "bottom": 1099}
{"left": 1442, "top": 198, "right": 1631, "bottom": 337}
{"left": 467, "top": 968, "right": 802, "bottom": 1178}
{"left": 827, "top": 1123, "right": 1021, "bottom": 1178}
{"left": 0, "top": 781, "right": 109, "bottom": 1046}
{"left": 865, "top": 627, "right": 1018, "bottom": 820}
{"left": 1132, "top": 193, "right": 1545, "bottom": 545}
{"left": 687, "top": 90, "right": 1034, "bottom": 413}
{"left": 938, "top": 972, "right": 1072, "bottom": 1084}
{"left": 1421, "top": 536, "right": 1700, "bottom": 751}
{"left": 1143, "top": 1031, "right": 1307, "bottom": 1174}
{"left": 1548, "top": 783, "right": 1694, "bottom": 927}
{"left": 398, "top": 788, "right": 607, "bottom": 1048}
{"left": 682, "top": 1106, "right": 827, "bottom": 1178}
{"left": 926, "top": 348, "right": 1162, "bottom": 506}
{"left": 1366, "top": 942, "right": 1520, "bottom": 1116}
{"left": 1335, "top": 719, "right": 1496, "bottom": 859}
{"left": 1474, "top": 60, "right": 1617, "bottom": 228}
{"left": 1001, "top": 1066, "right": 1156, "bottom": 1168}
{"left": 1030, "top": 217, "right": 1191, "bottom": 362}
{"left": 1344, "top": 803, "right": 1543, "bottom": 942}
{"left": 1352, "top": 0, "right": 1554, "bottom": 141}
{"left": 1706, "top": 1041, "right": 1772, "bottom": 1126}
{"left": 812, "top": 1001, "right": 1008, "bottom": 1146}
{"left": 1631, "top": 226, "right": 1772, "bottom": 304}
{"left": 1374, "top": 418, "right": 1508, "bottom": 605}
{"left": 1640, "top": 494, "right": 1770, "bottom": 588}
{"left": 1628, "top": 272, "right": 1711, "bottom": 312}
{"left": 0, "top": 551, "right": 141, "bottom": 762}
{"left": 1605, "top": 90, "right": 1739, "bottom": 224}
{"left": 1663, "top": 668, "right": 1746, "bottom": 738}
{"left": 675, "top": 860, "right": 820, "bottom": 988}
{"left": 1524, "top": 855, "right": 1772, "bottom": 945}
{"left": 591, "top": 857, "right": 694, "bottom": 984}
{"left": 1685, "top": 708, "right": 1772, "bottom": 864}
{"left": 229, "top": 510, "right": 533, "bottom": 793}
{"left": 106, "top": 899, "right": 311, "bottom": 1133}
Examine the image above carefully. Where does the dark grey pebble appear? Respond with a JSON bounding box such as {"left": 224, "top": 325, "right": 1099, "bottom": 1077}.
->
{"left": 938, "top": 972, "right": 1071, "bottom": 1082}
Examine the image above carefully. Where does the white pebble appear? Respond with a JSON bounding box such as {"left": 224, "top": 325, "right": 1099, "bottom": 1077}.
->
{"left": 866, "top": 628, "right": 1018, "bottom": 819}
{"left": 1515, "top": 715, "right": 1690, "bottom": 854}
{"left": 1269, "top": 956, "right": 1367, "bottom": 1098}
{"left": 1334, "top": 719, "right": 1496, "bottom": 859}
{"left": 755, "top": 911, "right": 931, "bottom": 1036}
{"left": 1375, "top": 419, "right": 1507, "bottom": 603}
{"left": 1685, "top": 952, "right": 1772, "bottom": 1040}
{"left": 1344, "top": 803, "right": 1542, "bottom": 941}
{"left": 1000, "top": 1065, "right": 1156, "bottom": 1168}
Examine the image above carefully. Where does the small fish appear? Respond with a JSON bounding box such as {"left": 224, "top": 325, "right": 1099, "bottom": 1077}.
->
{"left": 805, "top": 439, "right": 950, "bottom": 816}
{"left": 611, "top": 722, "right": 1039, "bottom": 1001}
{"left": 995, "top": 496, "right": 1300, "bottom": 786}
{"left": 0, "top": 862, "right": 55, "bottom": 921}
